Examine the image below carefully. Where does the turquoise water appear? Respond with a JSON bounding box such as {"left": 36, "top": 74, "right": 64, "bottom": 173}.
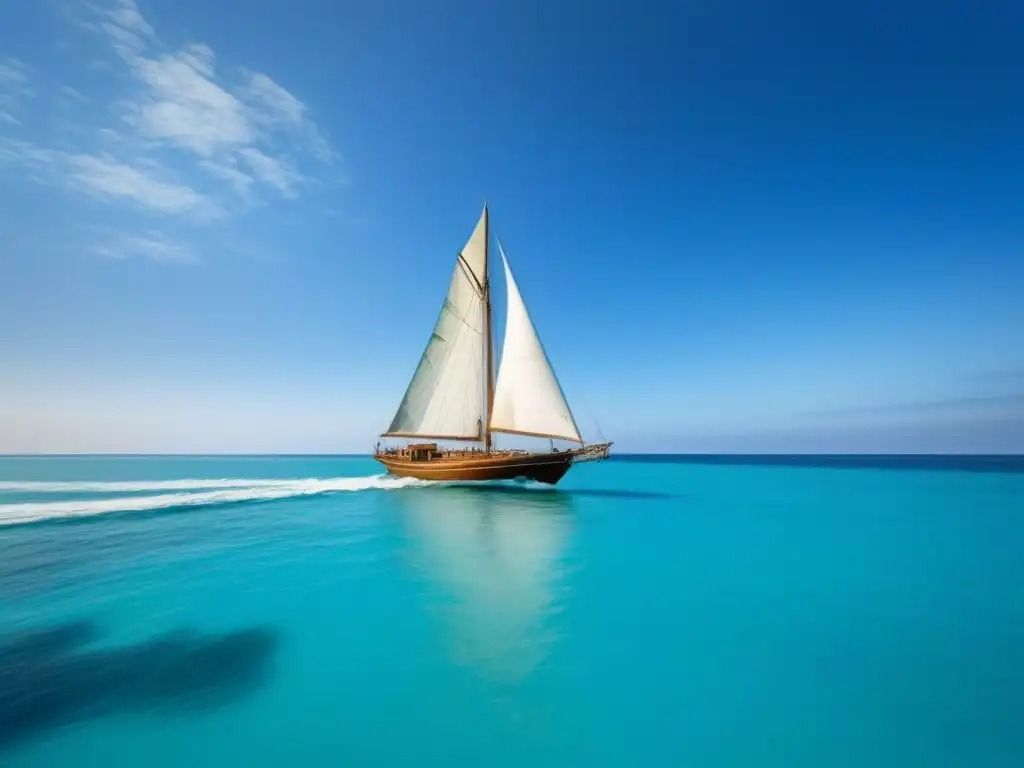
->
{"left": 1, "top": 455, "right": 1022, "bottom": 766}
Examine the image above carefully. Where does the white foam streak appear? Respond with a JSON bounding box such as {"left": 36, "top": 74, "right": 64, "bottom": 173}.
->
{"left": 0, "top": 478, "right": 301, "bottom": 492}
{"left": 0, "top": 475, "right": 430, "bottom": 526}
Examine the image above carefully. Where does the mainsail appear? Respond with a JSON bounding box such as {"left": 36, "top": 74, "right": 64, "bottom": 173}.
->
{"left": 384, "top": 203, "right": 582, "bottom": 446}
{"left": 384, "top": 206, "right": 489, "bottom": 440}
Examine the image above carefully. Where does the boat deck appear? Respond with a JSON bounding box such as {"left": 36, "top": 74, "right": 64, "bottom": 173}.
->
{"left": 373, "top": 442, "right": 611, "bottom": 485}
{"left": 376, "top": 447, "right": 532, "bottom": 461}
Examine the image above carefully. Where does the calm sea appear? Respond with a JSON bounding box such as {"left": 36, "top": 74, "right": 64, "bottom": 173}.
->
{"left": 1, "top": 454, "right": 1022, "bottom": 766}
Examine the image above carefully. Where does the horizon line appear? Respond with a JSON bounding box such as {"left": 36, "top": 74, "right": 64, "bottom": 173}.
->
{"left": 1, "top": 452, "right": 1022, "bottom": 458}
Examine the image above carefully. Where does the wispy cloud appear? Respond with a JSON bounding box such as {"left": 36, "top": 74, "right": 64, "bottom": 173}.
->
{"left": 240, "top": 71, "right": 336, "bottom": 163}
{"left": 1, "top": 140, "right": 218, "bottom": 216}
{"left": 123, "top": 44, "right": 255, "bottom": 157}
{"left": 89, "top": 1, "right": 335, "bottom": 195}
{"left": 238, "top": 147, "right": 303, "bottom": 197}
{"left": 0, "top": 58, "right": 32, "bottom": 125}
{"left": 57, "top": 84, "right": 88, "bottom": 104}
{"left": 99, "top": 0, "right": 154, "bottom": 58}
{"left": 67, "top": 153, "right": 217, "bottom": 216}
{"left": 0, "top": 138, "right": 54, "bottom": 168}
{"left": 0, "top": 0, "right": 339, "bottom": 263}
{"left": 648, "top": 413, "right": 1024, "bottom": 454}
{"left": 91, "top": 230, "right": 200, "bottom": 264}
{"left": 799, "top": 393, "right": 1024, "bottom": 421}
{"left": 198, "top": 157, "right": 254, "bottom": 196}
{"left": 968, "top": 366, "right": 1024, "bottom": 386}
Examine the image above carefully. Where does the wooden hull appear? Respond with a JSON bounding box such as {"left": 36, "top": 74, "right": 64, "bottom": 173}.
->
{"left": 375, "top": 450, "right": 575, "bottom": 485}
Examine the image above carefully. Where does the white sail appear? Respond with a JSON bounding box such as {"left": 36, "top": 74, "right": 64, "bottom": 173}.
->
{"left": 489, "top": 241, "right": 583, "bottom": 443}
{"left": 459, "top": 202, "right": 488, "bottom": 288}
{"left": 384, "top": 206, "right": 488, "bottom": 440}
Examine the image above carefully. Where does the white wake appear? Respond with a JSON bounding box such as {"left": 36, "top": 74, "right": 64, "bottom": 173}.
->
{"left": 0, "top": 478, "right": 308, "bottom": 493}
{"left": 0, "top": 475, "right": 430, "bottom": 526}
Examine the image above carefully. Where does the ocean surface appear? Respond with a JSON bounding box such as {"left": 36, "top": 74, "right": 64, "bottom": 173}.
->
{"left": 1, "top": 454, "right": 1022, "bottom": 767}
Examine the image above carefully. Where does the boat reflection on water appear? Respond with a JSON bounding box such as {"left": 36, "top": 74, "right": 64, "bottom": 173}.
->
{"left": 393, "top": 483, "right": 576, "bottom": 683}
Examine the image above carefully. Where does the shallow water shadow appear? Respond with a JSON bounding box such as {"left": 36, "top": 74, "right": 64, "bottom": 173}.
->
{"left": 0, "top": 619, "right": 278, "bottom": 751}
{"left": 446, "top": 483, "right": 678, "bottom": 501}
{"left": 562, "top": 488, "right": 679, "bottom": 500}
{"left": 0, "top": 534, "right": 109, "bottom": 599}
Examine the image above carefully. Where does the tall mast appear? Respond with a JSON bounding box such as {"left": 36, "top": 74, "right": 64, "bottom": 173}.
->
{"left": 483, "top": 201, "right": 495, "bottom": 453}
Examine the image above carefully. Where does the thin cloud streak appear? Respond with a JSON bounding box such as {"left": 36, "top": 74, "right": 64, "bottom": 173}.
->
{"left": 643, "top": 414, "right": 1024, "bottom": 454}
{"left": 968, "top": 366, "right": 1024, "bottom": 386}
{"left": 800, "top": 393, "right": 1024, "bottom": 420}
{"left": 0, "top": 141, "right": 220, "bottom": 217}
{"left": 0, "top": 58, "right": 32, "bottom": 125}
{"left": 90, "top": 231, "right": 201, "bottom": 264}
{"left": 67, "top": 153, "right": 217, "bottom": 216}
{"left": 0, "top": 0, "right": 340, "bottom": 264}
{"left": 238, "top": 147, "right": 302, "bottom": 197}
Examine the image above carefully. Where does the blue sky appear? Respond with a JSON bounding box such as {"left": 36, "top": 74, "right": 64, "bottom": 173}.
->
{"left": 0, "top": 0, "right": 1021, "bottom": 453}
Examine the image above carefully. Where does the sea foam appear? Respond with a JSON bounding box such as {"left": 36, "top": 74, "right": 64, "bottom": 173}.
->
{"left": 0, "top": 475, "right": 429, "bottom": 526}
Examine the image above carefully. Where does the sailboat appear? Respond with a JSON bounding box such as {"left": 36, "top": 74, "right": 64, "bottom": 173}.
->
{"left": 374, "top": 202, "right": 612, "bottom": 485}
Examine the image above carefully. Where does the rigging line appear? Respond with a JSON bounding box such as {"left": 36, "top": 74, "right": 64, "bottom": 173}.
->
{"left": 450, "top": 276, "right": 485, "bottom": 334}
{"left": 575, "top": 385, "right": 607, "bottom": 444}
{"left": 457, "top": 253, "right": 485, "bottom": 296}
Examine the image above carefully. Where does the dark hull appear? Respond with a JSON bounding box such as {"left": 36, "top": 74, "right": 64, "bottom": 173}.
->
{"left": 375, "top": 450, "right": 575, "bottom": 485}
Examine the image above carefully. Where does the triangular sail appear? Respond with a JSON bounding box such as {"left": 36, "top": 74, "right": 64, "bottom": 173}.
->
{"left": 489, "top": 241, "right": 583, "bottom": 444}
{"left": 384, "top": 206, "right": 489, "bottom": 440}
